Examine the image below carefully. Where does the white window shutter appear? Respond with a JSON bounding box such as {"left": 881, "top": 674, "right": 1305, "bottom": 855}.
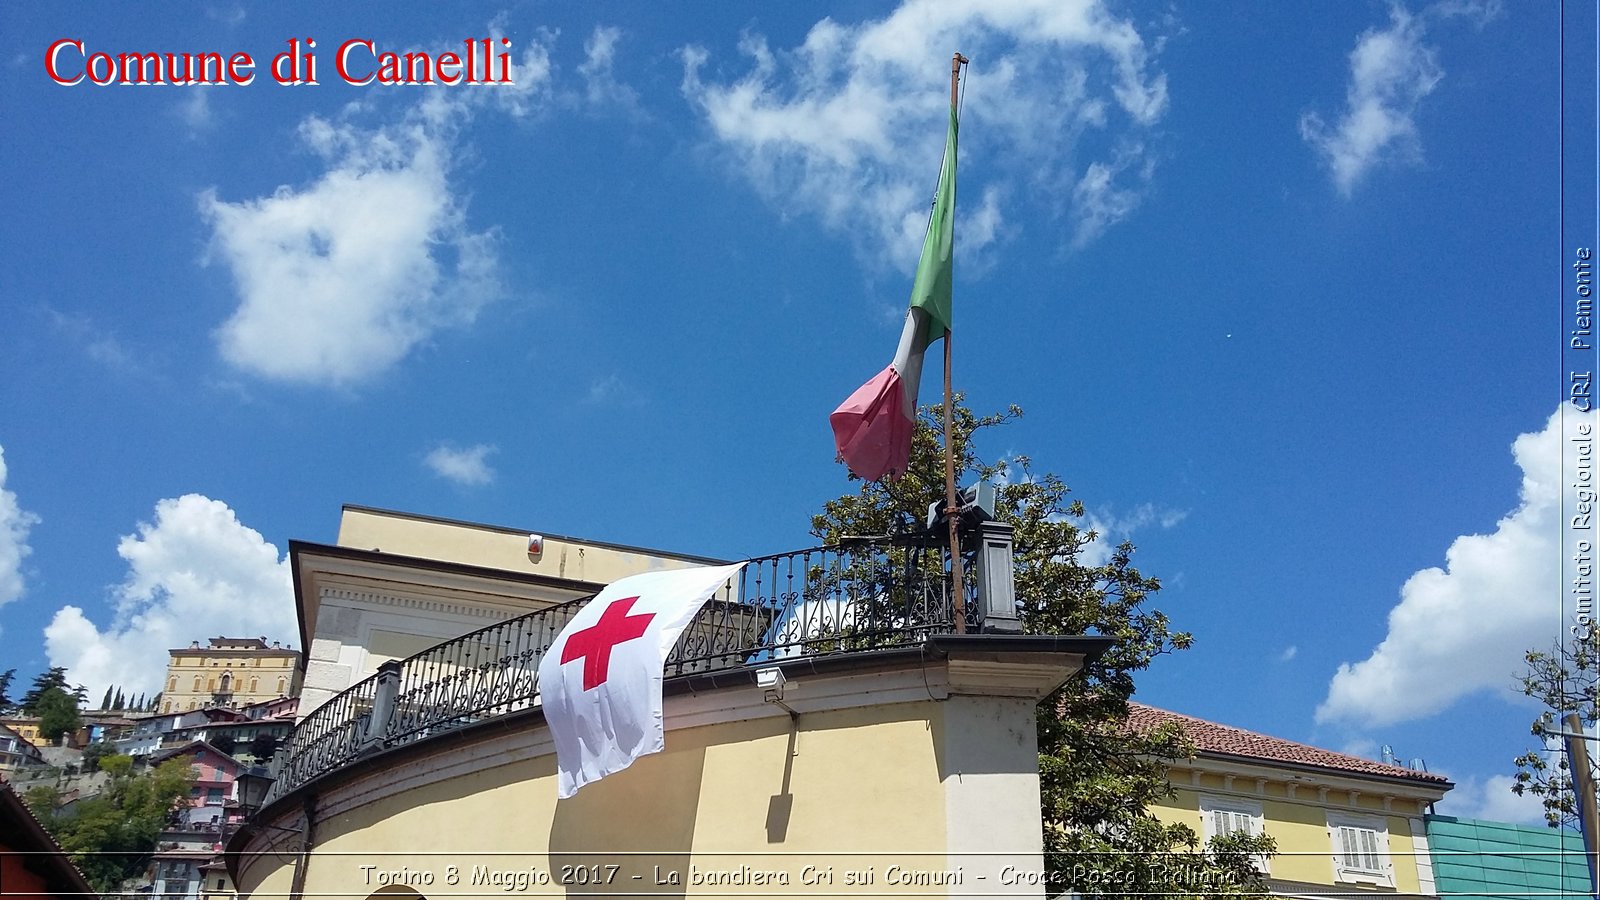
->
{"left": 1359, "top": 827, "right": 1381, "bottom": 871}
{"left": 1199, "top": 797, "right": 1268, "bottom": 873}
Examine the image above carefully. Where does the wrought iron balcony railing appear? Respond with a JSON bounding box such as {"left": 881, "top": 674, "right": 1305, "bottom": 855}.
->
{"left": 263, "top": 523, "right": 1020, "bottom": 805}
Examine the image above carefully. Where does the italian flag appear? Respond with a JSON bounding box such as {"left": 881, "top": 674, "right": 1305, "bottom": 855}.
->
{"left": 830, "top": 108, "right": 957, "bottom": 481}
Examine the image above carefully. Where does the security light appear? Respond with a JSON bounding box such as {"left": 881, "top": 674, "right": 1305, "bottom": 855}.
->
{"left": 755, "top": 667, "right": 786, "bottom": 693}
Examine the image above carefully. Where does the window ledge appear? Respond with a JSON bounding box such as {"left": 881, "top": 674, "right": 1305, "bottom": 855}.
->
{"left": 1334, "top": 867, "right": 1394, "bottom": 888}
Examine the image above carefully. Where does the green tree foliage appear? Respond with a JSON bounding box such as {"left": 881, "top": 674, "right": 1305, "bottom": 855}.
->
{"left": 100, "top": 753, "right": 135, "bottom": 778}
{"left": 814, "top": 401, "right": 1274, "bottom": 897}
{"left": 24, "top": 783, "right": 61, "bottom": 819}
{"left": 1513, "top": 621, "right": 1599, "bottom": 826}
{"left": 0, "top": 668, "right": 14, "bottom": 713}
{"left": 29, "top": 756, "right": 194, "bottom": 892}
{"left": 21, "top": 667, "right": 71, "bottom": 714}
{"left": 101, "top": 687, "right": 113, "bottom": 710}
{"left": 37, "top": 687, "right": 82, "bottom": 743}
{"left": 81, "top": 740, "right": 118, "bottom": 773}
{"left": 249, "top": 733, "right": 280, "bottom": 761}
{"left": 211, "top": 734, "right": 237, "bottom": 755}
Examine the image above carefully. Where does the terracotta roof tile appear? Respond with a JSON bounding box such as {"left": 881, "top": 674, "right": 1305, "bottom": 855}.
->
{"left": 1128, "top": 703, "right": 1450, "bottom": 785}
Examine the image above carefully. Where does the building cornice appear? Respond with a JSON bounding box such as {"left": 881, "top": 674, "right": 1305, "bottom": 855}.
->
{"left": 168, "top": 648, "right": 299, "bottom": 657}
{"left": 290, "top": 540, "right": 608, "bottom": 667}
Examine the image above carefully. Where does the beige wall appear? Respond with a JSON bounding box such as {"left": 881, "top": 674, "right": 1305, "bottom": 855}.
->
{"left": 337, "top": 507, "right": 723, "bottom": 585}
{"left": 334, "top": 709, "right": 944, "bottom": 894}
{"left": 237, "top": 653, "right": 1075, "bottom": 900}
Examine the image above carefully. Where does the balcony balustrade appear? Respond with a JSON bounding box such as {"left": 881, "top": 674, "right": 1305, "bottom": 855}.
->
{"left": 262, "top": 523, "right": 1019, "bottom": 806}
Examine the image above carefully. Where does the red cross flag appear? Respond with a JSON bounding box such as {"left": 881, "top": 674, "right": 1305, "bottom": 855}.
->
{"left": 538, "top": 562, "right": 745, "bottom": 798}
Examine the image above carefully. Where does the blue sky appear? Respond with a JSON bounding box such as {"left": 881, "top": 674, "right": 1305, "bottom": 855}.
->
{"left": 0, "top": 1, "right": 1591, "bottom": 824}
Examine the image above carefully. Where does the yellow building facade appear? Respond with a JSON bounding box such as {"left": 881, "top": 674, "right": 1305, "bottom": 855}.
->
{"left": 162, "top": 637, "right": 301, "bottom": 713}
{"left": 0, "top": 718, "right": 44, "bottom": 748}
{"left": 1132, "top": 704, "right": 1452, "bottom": 897}
{"left": 231, "top": 506, "right": 1085, "bottom": 898}
{"left": 234, "top": 641, "right": 1097, "bottom": 900}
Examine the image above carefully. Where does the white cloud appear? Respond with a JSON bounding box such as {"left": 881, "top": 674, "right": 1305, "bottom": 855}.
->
{"left": 681, "top": 0, "right": 1169, "bottom": 265}
{"left": 1279, "top": 645, "right": 1298, "bottom": 662}
{"left": 0, "top": 445, "right": 40, "bottom": 610}
{"left": 587, "top": 374, "right": 622, "bottom": 403}
{"left": 1299, "top": 4, "right": 1445, "bottom": 196}
{"left": 425, "top": 443, "right": 497, "bottom": 486}
{"left": 1318, "top": 407, "right": 1592, "bottom": 727}
{"left": 202, "top": 112, "right": 500, "bottom": 387}
{"left": 584, "top": 373, "right": 644, "bottom": 406}
{"left": 1430, "top": 0, "right": 1503, "bottom": 29}
{"left": 201, "top": 30, "right": 554, "bottom": 388}
{"left": 577, "top": 26, "right": 640, "bottom": 112}
{"left": 178, "top": 88, "right": 214, "bottom": 134}
{"left": 47, "top": 308, "right": 142, "bottom": 373}
{"left": 1069, "top": 145, "right": 1152, "bottom": 247}
{"left": 476, "top": 20, "right": 555, "bottom": 120}
{"left": 1079, "top": 501, "right": 1189, "bottom": 567}
{"left": 44, "top": 495, "right": 295, "bottom": 701}
{"left": 205, "top": 4, "right": 246, "bottom": 27}
{"left": 1443, "top": 773, "right": 1550, "bottom": 825}
{"left": 1339, "top": 737, "right": 1379, "bottom": 759}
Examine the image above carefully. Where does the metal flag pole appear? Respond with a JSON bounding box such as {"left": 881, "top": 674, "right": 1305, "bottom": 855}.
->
{"left": 944, "top": 51, "right": 968, "bottom": 634}
{"left": 1560, "top": 712, "right": 1600, "bottom": 897}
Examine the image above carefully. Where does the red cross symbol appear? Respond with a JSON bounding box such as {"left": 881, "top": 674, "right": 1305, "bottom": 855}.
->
{"left": 560, "top": 596, "right": 656, "bottom": 690}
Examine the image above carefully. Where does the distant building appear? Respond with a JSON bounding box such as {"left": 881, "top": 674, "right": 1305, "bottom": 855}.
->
{"left": 198, "top": 858, "right": 236, "bottom": 900}
{"left": 167, "top": 702, "right": 297, "bottom": 759}
{"left": 108, "top": 700, "right": 298, "bottom": 763}
{"left": 1131, "top": 703, "right": 1453, "bottom": 897}
{"left": 77, "top": 711, "right": 137, "bottom": 747}
{"left": 149, "top": 846, "right": 218, "bottom": 900}
{"left": 1426, "top": 814, "right": 1592, "bottom": 898}
{"left": 116, "top": 710, "right": 213, "bottom": 757}
{"left": 162, "top": 637, "right": 301, "bottom": 713}
{"left": 151, "top": 739, "right": 246, "bottom": 828}
{"left": 0, "top": 723, "right": 44, "bottom": 773}
{"left": 242, "top": 696, "right": 297, "bottom": 721}
{"left": 0, "top": 717, "right": 44, "bottom": 748}
{"left": 147, "top": 740, "right": 249, "bottom": 900}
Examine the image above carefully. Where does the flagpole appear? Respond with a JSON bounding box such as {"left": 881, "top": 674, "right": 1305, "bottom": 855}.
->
{"left": 944, "top": 52, "right": 968, "bottom": 635}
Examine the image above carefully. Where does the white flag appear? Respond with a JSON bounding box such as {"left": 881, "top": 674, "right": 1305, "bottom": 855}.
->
{"left": 538, "top": 562, "right": 745, "bottom": 798}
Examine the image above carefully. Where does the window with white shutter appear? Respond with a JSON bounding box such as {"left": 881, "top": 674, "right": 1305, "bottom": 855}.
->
{"left": 1327, "top": 813, "right": 1393, "bottom": 886}
{"left": 1199, "top": 796, "right": 1269, "bottom": 873}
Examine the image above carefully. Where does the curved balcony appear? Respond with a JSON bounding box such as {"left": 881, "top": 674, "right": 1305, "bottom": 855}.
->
{"left": 263, "top": 524, "right": 1023, "bottom": 806}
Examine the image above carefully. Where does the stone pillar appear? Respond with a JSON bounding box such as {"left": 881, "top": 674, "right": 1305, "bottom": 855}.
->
{"left": 361, "top": 661, "right": 403, "bottom": 750}
{"left": 974, "top": 521, "right": 1022, "bottom": 633}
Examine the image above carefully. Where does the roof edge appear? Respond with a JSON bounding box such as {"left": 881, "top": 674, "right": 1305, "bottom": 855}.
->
{"left": 339, "top": 504, "right": 734, "bottom": 566}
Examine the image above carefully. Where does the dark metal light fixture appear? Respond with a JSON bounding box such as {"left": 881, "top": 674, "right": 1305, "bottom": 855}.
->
{"left": 235, "top": 766, "right": 275, "bottom": 817}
